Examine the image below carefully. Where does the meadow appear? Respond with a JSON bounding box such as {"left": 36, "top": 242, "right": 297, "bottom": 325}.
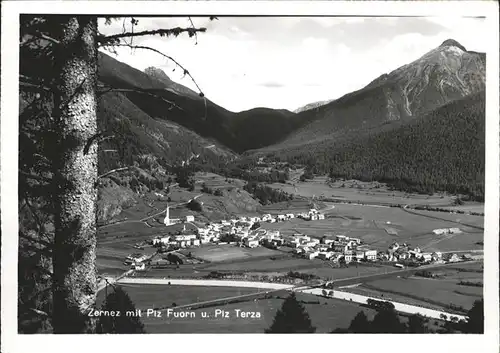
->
{"left": 186, "top": 244, "right": 279, "bottom": 262}
{"left": 96, "top": 284, "right": 262, "bottom": 310}
{"left": 258, "top": 204, "right": 483, "bottom": 252}
{"left": 268, "top": 176, "right": 458, "bottom": 206}
{"left": 354, "top": 272, "right": 483, "bottom": 312}
{"left": 134, "top": 291, "right": 378, "bottom": 333}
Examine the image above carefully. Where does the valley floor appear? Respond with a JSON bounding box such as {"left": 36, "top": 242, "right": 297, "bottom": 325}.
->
{"left": 96, "top": 173, "right": 484, "bottom": 333}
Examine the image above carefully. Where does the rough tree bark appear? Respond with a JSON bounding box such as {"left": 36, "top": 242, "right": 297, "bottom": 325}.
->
{"left": 51, "top": 16, "right": 99, "bottom": 333}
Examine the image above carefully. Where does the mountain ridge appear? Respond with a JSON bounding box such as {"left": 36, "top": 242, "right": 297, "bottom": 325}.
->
{"left": 259, "top": 39, "right": 485, "bottom": 153}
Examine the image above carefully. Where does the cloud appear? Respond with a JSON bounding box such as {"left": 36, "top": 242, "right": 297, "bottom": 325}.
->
{"left": 259, "top": 81, "right": 285, "bottom": 88}
{"left": 100, "top": 16, "right": 487, "bottom": 112}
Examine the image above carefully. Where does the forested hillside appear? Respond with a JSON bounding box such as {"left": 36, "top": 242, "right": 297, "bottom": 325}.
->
{"left": 98, "top": 53, "right": 311, "bottom": 153}
{"left": 262, "top": 91, "right": 485, "bottom": 199}
{"left": 262, "top": 40, "right": 484, "bottom": 151}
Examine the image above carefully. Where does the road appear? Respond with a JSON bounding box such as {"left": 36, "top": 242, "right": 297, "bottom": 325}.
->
{"left": 299, "top": 287, "right": 468, "bottom": 321}
{"left": 115, "top": 260, "right": 480, "bottom": 320}
{"left": 99, "top": 194, "right": 203, "bottom": 229}
{"left": 115, "top": 274, "right": 470, "bottom": 321}
{"left": 117, "top": 277, "right": 294, "bottom": 290}
{"left": 402, "top": 204, "right": 484, "bottom": 230}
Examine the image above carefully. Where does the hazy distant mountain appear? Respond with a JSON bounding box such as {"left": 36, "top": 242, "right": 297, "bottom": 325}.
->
{"left": 293, "top": 99, "right": 334, "bottom": 113}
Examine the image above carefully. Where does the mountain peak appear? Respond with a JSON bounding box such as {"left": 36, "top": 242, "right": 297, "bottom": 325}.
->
{"left": 144, "top": 66, "right": 171, "bottom": 81}
{"left": 439, "top": 39, "right": 466, "bottom": 52}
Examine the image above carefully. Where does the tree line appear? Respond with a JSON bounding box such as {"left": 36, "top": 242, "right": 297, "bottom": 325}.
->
{"left": 243, "top": 181, "right": 294, "bottom": 205}
{"left": 262, "top": 92, "right": 485, "bottom": 200}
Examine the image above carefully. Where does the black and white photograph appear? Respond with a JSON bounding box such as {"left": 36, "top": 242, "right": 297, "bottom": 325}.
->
{"left": 1, "top": 0, "right": 499, "bottom": 350}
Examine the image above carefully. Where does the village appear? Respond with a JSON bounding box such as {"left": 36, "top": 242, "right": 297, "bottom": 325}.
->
{"left": 123, "top": 207, "right": 469, "bottom": 271}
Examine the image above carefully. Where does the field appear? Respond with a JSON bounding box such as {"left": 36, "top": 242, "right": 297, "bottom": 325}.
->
{"left": 346, "top": 264, "right": 484, "bottom": 312}
{"left": 97, "top": 198, "right": 483, "bottom": 278}
{"left": 269, "top": 176, "right": 458, "bottom": 207}
{"left": 195, "top": 171, "right": 247, "bottom": 189}
{"left": 436, "top": 203, "right": 484, "bottom": 214}
{"left": 257, "top": 203, "right": 483, "bottom": 252}
{"left": 96, "top": 284, "right": 262, "bottom": 309}
{"left": 185, "top": 244, "right": 280, "bottom": 262}
{"left": 259, "top": 198, "right": 326, "bottom": 214}
{"left": 119, "top": 288, "right": 379, "bottom": 333}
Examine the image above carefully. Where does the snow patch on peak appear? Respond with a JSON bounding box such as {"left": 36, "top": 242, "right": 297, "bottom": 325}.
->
{"left": 445, "top": 46, "right": 464, "bottom": 55}
{"left": 439, "top": 39, "right": 467, "bottom": 52}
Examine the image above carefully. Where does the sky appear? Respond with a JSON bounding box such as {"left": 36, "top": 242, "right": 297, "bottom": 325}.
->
{"left": 98, "top": 16, "right": 487, "bottom": 112}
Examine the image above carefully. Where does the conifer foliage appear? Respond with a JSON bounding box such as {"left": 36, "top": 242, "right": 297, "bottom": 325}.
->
{"left": 96, "top": 287, "right": 145, "bottom": 333}
{"left": 265, "top": 293, "right": 316, "bottom": 333}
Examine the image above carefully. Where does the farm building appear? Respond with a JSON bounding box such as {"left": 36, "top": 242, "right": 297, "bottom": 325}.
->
{"left": 343, "top": 251, "right": 353, "bottom": 263}
{"left": 244, "top": 238, "right": 259, "bottom": 248}
{"left": 261, "top": 214, "right": 272, "bottom": 221}
{"left": 317, "top": 214, "right": 325, "bottom": 220}
{"left": 174, "top": 234, "right": 197, "bottom": 242}
{"left": 133, "top": 263, "right": 146, "bottom": 271}
{"left": 267, "top": 230, "right": 280, "bottom": 239}
{"left": 185, "top": 215, "right": 195, "bottom": 222}
{"left": 317, "top": 251, "right": 334, "bottom": 260}
{"left": 354, "top": 252, "right": 364, "bottom": 261}
{"left": 444, "top": 253, "right": 460, "bottom": 262}
{"left": 127, "top": 253, "right": 149, "bottom": 263}
{"left": 305, "top": 251, "right": 319, "bottom": 260}
{"left": 197, "top": 228, "right": 209, "bottom": 236}
{"left": 334, "top": 242, "right": 349, "bottom": 253}
{"left": 152, "top": 236, "right": 170, "bottom": 246}
{"left": 432, "top": 252, "right": 442, "bottom": 260}
{"left": 432, "top": 228, "right": 447, "bottom": 235}
{"left": 421, "top": 253, "right": 432, "bottom": 262}
{"left": 363, "top": 250, "right": 377, "bottom": 261}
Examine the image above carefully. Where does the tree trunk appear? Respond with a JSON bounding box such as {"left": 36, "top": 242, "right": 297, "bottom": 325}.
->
{"left": 51, "top": 16, "right": 98, "bottom": 333}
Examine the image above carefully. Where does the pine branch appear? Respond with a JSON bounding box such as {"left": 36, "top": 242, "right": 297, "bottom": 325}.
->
{"left": 30, "top": 308, "right": 49, "bottom": 317}
{"left": 36, "top": 33, "right": 60, "bottom": 45}
{"left": 98, "top": 167, "right": 130, "bottom": 180}
{"left": 97, "top": 85, "right": 184, "bottom": 111}
{"left": 98, "top": 26, "right": 207, "bottom": 45}
{"left": 188, "top": 17, "right": 198, "bottom": 45}
{"left": 100, "top": 43, "right": 205, "bottom": 98}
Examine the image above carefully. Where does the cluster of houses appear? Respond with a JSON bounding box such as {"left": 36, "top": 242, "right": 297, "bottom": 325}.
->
{"left": 289, "top": 234, "right": 378, "bottom": 263}
{"left": 152, "top": 230, "right": 201, "bottom": 248}
{"left": 432, "top": 227, "right": 461, "bottom": 235}
{"left": 381, "top": 242, "right": 441, "bottom": 263}
{"left": 380, "top": 242, "right": 464, "bottom": 264}
{"left": 124, "top": 253, "right": 150, "bottom": 270}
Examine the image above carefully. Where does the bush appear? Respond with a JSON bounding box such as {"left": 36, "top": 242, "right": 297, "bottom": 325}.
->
{"left": 187, "top": 199, "right": 203, "bottom": 212}
{"left": 214, "top": 189, "right": 223, "bottom": 196}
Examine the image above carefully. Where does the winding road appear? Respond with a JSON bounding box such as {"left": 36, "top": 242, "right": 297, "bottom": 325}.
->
{"left": 99, "top": 194, "right": 203, "bottom": 229}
